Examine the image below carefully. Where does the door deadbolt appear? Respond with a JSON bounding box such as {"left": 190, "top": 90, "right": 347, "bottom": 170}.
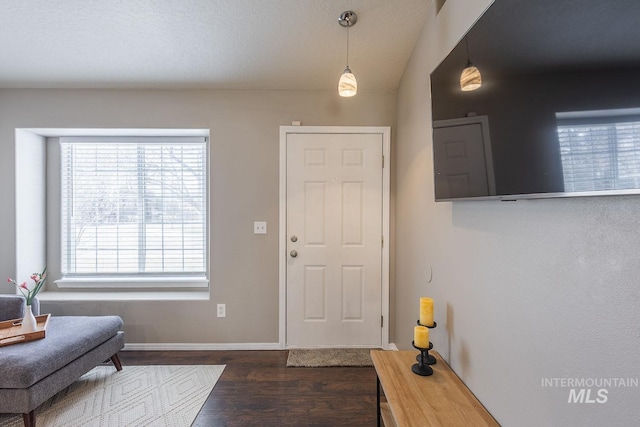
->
{"left": 290, "top": 235, "right": 298, "bottom": 242}
{"left": 290, "top": 250, "right": 298, "bottom": 258}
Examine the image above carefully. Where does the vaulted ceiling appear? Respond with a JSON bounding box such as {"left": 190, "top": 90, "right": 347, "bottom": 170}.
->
{"left": 0, "top": 0, "right": 429, "bottom": 90}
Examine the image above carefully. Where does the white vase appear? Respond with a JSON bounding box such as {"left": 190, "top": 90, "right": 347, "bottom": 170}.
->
{"left": 20, "top": 304, "right": 38, "bottom": 333}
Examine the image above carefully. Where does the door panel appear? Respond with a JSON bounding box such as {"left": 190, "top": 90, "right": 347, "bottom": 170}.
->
{"left": 286, "top": 132, "right": 382, "bottom": 347}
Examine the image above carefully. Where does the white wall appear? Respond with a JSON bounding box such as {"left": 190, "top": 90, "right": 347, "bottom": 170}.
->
{"left": 395, "top": 0, "right": 640, "bottom": 425}
{"left": 14, "top": 129, "right": 47, "bottom": 285}
{"left": 0, "top": 88, "right": 396, "bottom": 346}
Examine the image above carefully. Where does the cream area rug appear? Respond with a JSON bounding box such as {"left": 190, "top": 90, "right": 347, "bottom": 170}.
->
{"left": 0, "top": 365, "right": 225, "bottom": 427}
{"left": 286, "top": 348, "right": 375, "bottom": 367}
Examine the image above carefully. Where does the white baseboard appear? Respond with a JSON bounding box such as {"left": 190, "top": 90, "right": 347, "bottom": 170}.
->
{"left": 124, "top": 342, "right": 398, "bottom": 351}
{"left": 123, "top": 342, "right": 281, "bottom": 351}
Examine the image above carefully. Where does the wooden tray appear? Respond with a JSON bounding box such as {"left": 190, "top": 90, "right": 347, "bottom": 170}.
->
{"left": 0, "top": 314, "right": 51, "bottom": 347}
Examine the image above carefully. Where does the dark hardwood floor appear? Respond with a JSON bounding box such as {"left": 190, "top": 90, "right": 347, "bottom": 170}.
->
{"left": 118, "top": 350, "right": 378, "bottom": 427}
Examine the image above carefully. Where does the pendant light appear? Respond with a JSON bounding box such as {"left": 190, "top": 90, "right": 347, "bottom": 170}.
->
{"left": 460, "top": 37, "right": 482, "bottom": 91}
{"left": 338, "top": 11, "right": 357, "bottom": 97}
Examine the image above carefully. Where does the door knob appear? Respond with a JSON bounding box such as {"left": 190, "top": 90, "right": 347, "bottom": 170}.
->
{"left": 290, "top": 250, "right": 298, "bottom": 258}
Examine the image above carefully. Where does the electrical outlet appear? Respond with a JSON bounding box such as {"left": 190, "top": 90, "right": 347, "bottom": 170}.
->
{"left": 217, "top": 304, "right": 226, "bottom": 317}
{"left": 254, "top": 221, "right": 267, "bottom": 234}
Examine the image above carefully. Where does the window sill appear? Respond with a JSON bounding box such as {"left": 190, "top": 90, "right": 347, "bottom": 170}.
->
{"left": 55, "top": 276, "right": 209, "bottom": 289}
{"left": 37, "top": 290, "right": 210, "bottom": 302}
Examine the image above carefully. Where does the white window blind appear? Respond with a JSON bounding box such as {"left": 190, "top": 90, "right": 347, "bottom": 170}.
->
{"left": 558, "top": 118, "right": 640, "bottom": 192}
{"left": 60, "top": 137, "right": 207, "bottom": 277}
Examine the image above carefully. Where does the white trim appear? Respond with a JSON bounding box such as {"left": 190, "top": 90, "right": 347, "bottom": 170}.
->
{"left": 55, "top": 276, "right": 209, "bottom": 289}
{"left": 278, "top": 126, "right": 391, "bottom": 350}
{"left": 123, "top": 342, "right": 281, "bottom": 351}
{"left": 22, "top": 128, "right": 209, "bottom": 138}
{"left": 285, "top": 344, "right": 383, "bottom": 349}
{"left": 123, "top": 342, "right": 394, "bottom": 351}
{"left": 37, "top": 290, "right": 210, "bottom": 301}
{"left": 60, "top": 135, "right": 206, "bottom": 143}
{"left": 278, "top": 127, "right": 288, "bottom": 348}
{"left": 381, "top": 127, "right": 391, "bottom": 350}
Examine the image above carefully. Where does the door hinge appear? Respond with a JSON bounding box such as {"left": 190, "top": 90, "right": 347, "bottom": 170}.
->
{"left": 381, "top": 236, "right": 384, "bottom": 248}
{"left": 382, "top": 155, "right": 385, "bottom": 168}
{"left": 381, "top": 315, "right": 384, "bottom": 327}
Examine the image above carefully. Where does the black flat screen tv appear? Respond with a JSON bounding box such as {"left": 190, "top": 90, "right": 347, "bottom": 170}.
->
{"left": 430, "top": 0, "right": 640, "bottom": 201}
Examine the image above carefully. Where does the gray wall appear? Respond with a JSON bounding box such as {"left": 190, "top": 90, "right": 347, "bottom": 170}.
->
{"left": 0, "top": 88, "right": 396, "bottom": 345}
{"left": 395, "top": 0, "right": 640, "bottom": 425}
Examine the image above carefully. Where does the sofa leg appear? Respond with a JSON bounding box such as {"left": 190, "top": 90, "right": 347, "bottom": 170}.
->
{"left": 111, "top": 354, "right": 123, "bottom": 371}
{"left": 22, "top": 410, "right": 35, "bottom": 427}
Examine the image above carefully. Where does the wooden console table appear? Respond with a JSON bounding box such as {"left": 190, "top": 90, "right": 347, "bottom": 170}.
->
{"left": 370, "top": 350, "right": 499, "bottom": 427}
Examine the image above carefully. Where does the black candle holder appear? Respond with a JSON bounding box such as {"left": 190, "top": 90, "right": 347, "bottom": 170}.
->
{"left": 416, "top": 320, "right": 437, "bottom": 365}
{"left": 411, "top": 341, "right": 434, "bottom": 376}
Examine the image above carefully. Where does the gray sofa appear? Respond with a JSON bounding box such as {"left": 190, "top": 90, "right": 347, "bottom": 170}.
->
{"left": 0, "top": 295, "right": 125, "bottom": 427}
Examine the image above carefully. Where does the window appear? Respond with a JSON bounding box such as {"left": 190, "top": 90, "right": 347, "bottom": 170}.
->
{"left": 59, "top": 136, "right": 207, "bottom": 284}
{"left": 557, "top": 111, "right": 640, "bottom": 192}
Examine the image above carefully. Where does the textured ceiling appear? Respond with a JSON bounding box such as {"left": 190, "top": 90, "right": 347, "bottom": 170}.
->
{"left": 0, "top": 0, "right": 430, "bottom": 90}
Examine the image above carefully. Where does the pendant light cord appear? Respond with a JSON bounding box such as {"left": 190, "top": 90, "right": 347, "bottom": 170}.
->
{"left": 346, "top": 21, "right": 350, "bottom": 68}
{"left": 465, "top": 37, "right": 471, "bottom": 66}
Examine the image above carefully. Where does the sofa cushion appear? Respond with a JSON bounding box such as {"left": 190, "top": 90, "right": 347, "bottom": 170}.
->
{"left": 0, "top": 316, "right": 123, "bottom": 389}
{"left": 0, "top": 296, "right": 40, "bottom": 322}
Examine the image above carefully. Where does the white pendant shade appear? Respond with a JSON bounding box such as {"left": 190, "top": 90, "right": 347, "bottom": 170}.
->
{"left": 460, "top": 63, "right": 482, "bottom": 91}
{"left": 338, "top": 67, "right": 357, "bottom": 97}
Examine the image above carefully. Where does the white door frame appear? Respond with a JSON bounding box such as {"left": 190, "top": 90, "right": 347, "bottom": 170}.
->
{"left": 278, "top": 126, "right": 391, "bottom": 349}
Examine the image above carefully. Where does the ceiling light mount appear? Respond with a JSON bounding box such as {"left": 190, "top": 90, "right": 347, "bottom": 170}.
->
{"left": 338, "top": 11, "right": 357, "bottom": 28}
{"left": 338, "top": 11, "right": 358, "bottom": 97}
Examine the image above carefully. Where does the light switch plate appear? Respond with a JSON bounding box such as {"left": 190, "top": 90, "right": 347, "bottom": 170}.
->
{"left": 254, "top": 221, "right": 267, "bottom": 234}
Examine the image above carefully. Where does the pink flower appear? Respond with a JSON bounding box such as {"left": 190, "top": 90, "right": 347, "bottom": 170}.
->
{"left": 9, "top": 266, "right": 47, "bottom": 306}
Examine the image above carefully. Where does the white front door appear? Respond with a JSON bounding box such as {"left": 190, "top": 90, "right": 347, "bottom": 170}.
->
{"left": 283, "top": 129, "right": 386, "bottom": 347}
